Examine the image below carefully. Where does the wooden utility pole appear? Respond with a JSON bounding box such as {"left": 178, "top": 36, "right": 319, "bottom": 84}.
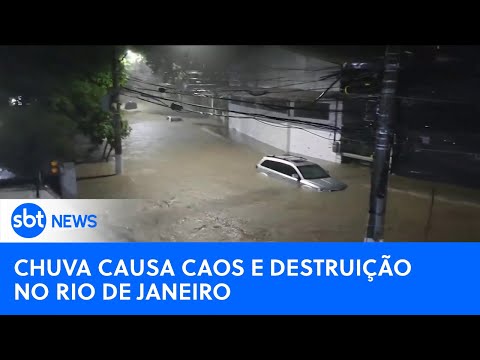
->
{"left": 364, "top": 48, "right": 400, "bottom": 242}
{"left": 112, "top": 46, "right": 123, "bottom": 175}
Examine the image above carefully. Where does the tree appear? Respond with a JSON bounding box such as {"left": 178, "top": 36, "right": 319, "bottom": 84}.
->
{"left": 49, "top": 66, "right": 131, "bottom": 161}
{"left": 0, "top": 45, "right": 132, "bottom": 178}
{"left": 0, "top": 103, "right": 77, "bottom": 179}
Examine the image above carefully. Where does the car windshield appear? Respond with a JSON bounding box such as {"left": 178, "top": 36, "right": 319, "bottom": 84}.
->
{"left": 298, "top": 164, "right": 329, "bottom": 179}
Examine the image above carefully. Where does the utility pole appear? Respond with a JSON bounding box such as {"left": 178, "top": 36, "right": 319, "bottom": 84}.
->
{"left": 112, "top": 46, "right": 123, "bottom": 175}
{"left": 287, "top": 101, "right": 294, "bottom": 154}
{"left": 35, "top": 171, "right": 41, "bottom": 198}
{"left": 364, "top": 48, "right": 400, "bottom": 242}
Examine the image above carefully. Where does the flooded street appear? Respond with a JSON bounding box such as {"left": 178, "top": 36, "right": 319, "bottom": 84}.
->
{"left": 76, "top": 101, "right": 480, "bottom": 242}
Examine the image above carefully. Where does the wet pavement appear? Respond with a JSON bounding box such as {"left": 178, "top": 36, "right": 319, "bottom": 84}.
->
{"left": 76, "top": 101, "right": 480, "bottom": 242}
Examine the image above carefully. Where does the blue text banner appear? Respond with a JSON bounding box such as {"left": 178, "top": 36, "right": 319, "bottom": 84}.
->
{"left": 0, "top": 242, "right": 478, "bottom": 315}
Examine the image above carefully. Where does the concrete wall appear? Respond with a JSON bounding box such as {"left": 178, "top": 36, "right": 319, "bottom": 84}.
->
{"left": 228, "top": 102, "right": 342, "bottom": 163}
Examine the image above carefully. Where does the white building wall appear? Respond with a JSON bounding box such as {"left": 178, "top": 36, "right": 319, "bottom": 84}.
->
{"left": 228, "top": 102, "right": 342, "bottom": 163}
{"left": 227, "top": 46, "right": 343, "bottom": 163}
{"left": 289, "top": 127, "right": 339, "bottom": 162}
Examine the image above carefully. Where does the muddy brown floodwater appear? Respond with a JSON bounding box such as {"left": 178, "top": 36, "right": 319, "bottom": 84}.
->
{"left": 76, "top": 101, "right": 480, "bottom": 242}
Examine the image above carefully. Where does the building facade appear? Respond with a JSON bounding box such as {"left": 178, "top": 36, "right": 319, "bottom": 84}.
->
{"left": 225, "top": 46, "right": 344, "bottom": 163}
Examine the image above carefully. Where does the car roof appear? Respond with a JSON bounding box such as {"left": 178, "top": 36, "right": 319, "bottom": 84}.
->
{"left": 262, "top": 154, "right": 314, "bottom": 165}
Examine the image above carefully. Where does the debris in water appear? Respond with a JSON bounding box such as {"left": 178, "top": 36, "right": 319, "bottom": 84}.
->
{"left": 167, "top": 116, "right": 183, "bottom": 122}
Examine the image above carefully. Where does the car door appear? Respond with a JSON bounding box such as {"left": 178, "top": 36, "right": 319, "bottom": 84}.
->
{"left": 258, "top": 160, "right": 287, "bottom": 181}
{"left": 276, "top": 163, "right": 301, "bottom": 185}
{"left": 257, "top": 160, "right": 276, "bottom": 176}
{"left": 261, "top": 160, "right": 283, "bottom": 180}
{"left": 258, "top": 160, "right": 300, "bottom": 185}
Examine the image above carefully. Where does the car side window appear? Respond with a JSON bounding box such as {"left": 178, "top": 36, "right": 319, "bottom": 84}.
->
{"left": 261, "top": 160, "right": 298, "bottom": 178}
{"left": 261, "top": 160, "right": 285, "bottom": 173}
{"left": 260, "top": 160, "right": 276, "bottom": 170}
{"left": 269, "top": 161, "right": 284, "bottom": 173}
{"left": 279, "top": 163, "right": 297, "bottom": 177}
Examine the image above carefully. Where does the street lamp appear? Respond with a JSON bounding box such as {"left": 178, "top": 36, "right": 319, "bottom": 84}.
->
{"left": 124, "top": 50, "right": 144, "bottom": 65}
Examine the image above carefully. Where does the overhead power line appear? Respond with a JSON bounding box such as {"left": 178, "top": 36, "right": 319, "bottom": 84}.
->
{"left": 229, "top": 65, "right": 341, "bottom": 72}
{"left": 130, "top": 62, "right": 474, "bottom": 105}
{"left": 123, "top": 94, "right": 172, "bottom": 110}
{"left": 122, "top": 87, "right": 341, "bottom": 132}
{"left": 260, "top": 65, "right": 341, "bottom": 72}
{"left": 123, "top": 89, "right": 341, "bottom": 133}
{"left": 127, "top": 76, "right": 346, "bottom": 117}
{"left": 130, "top": 84, "right": 346, "bottom": 114}
{"left": 246, "top": 118, "right": 335, "bottom": 141}
{"left": 125, "top": 92, "right": 336, "bottom": 141}
{"left": 258, "top": 72, "right": 340, "bottom": 90}
{"left": 128, "top": 76, "right": 341, "bottom": 96}
{"left": 125, "top": 92, "right": 374, "bottom": 146}
{"left": 129, "top": 70, "right": 340, "bottom": 93}
{"left": 313, "top": 77, "right": 341, "bottom": 103}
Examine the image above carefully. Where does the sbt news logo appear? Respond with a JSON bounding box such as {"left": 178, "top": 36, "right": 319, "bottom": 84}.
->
{"left": 11, "top": 203, "right": 97, "bottom": 238}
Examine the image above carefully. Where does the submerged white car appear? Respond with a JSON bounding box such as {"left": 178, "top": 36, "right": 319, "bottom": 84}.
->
{"left": 256, "top": 155, "right": 347, "bottom": 192}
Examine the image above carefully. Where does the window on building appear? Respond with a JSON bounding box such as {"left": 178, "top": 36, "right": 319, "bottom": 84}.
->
{"left": 293, "top": 101, "right": 330, "bottom": 120}
{"left": 230, "top": 97, "right": 258, "bottom": 111}
{"left": 257, "top": 98, "right": 290, "bottom": 115}
{"left": 230, "top": 97, "right": 290, "bottom": 115}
